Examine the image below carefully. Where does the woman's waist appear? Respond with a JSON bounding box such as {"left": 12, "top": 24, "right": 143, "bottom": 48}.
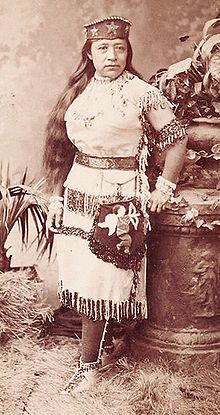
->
{"left": 64, "top": 150, "right": 139, "bottom": 190}
{"left": 64, "top": 162, "right": 138, "bottom": 192}
{"left": 74, "top": 150, "right": 137, "bottom": 170}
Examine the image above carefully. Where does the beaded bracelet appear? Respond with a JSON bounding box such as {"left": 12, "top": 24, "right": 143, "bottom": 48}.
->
{"left": 49, "top": 196, "right": 64, "bottom": 203}
{"left": 155, "top": 176, "right": 176, "bottom": 196}
{"left": 48, "top": 195, "right": 64, "bottom": 212}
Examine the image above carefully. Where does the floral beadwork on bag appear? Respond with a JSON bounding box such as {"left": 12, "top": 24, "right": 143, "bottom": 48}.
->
{"left": 89, "top": 199, "right": 148, "bottom": 271}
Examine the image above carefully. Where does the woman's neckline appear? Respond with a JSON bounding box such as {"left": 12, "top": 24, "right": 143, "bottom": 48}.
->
{"left": 93, "top": 70, "right": 133, "bottom": 84}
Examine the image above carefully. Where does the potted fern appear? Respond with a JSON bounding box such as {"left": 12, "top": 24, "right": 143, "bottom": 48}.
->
{"left": 0, "top": 165, "right": 52, "bottom": 272}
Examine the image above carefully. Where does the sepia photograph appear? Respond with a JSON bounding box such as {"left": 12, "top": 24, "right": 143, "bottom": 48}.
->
{"left": 0, "top": 0, "right": 220, "bottom": 413}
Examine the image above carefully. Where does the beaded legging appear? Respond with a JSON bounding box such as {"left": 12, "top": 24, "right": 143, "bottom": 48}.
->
{"left": 81, "top": 316, "right": 113, "bottom": 364}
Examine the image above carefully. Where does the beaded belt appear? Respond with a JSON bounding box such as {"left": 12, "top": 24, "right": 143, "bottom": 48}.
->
{"left": 74, "top": 151, "right": 137, "bottom": 170}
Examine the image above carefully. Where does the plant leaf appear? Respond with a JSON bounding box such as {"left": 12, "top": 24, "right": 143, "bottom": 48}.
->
{"left": 194, "top": 82, "right": 203, "bottom": 94}
{"left": 203, "top": 71, "right": 210, "bottom": 90}
{"left": 201, "top": 34, "right": 220, "bottom": 60}
{"left": 21, "top": 168, "right": 28, "bottom": 185}
{"left": 17, "top": 210, "right": 29, "bottom": 246}
{"left": 210, "top": 220, "right": 220, "bottom": 226}
{"left": 209, "top": 50, "right": 220, "bottom": 82}
{"left": 158, "top": 71, "right": 169, "bottom": 92}
{"left": 203, "top": 18, "right": 220, "bottom": 38}
{"left": 0, "top": 166, "right": 52, "bottom": 268}
{"left": 195, "top": 218, "right": 204, "bottom": 228}
{"left": 166, "top": 58, "right": 192, "bottom": 79}
{"left": 193, "top": 38, "right": 206, "bottom": 62}
{"left": 202, "top": 222, "right": 214, "bottom": 230}
{"left": 212, "top": 102, "right": 220, "bottom": 113}
{"left": 29, "top": 205, "right": 43, "bottom": 239}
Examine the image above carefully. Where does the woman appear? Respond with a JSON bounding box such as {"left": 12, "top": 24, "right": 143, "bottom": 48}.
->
{"left": 43, "top": 16, "right": 187, "bottom": 392}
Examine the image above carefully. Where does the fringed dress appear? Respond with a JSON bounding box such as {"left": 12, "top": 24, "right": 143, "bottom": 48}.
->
{"left": 56, "top": 70, "right": 168, "bottom": 321}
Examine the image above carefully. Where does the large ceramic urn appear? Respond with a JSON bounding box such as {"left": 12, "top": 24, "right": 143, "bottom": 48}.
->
{"left": 133, "top": 119, "right": 220, "bottom": 366}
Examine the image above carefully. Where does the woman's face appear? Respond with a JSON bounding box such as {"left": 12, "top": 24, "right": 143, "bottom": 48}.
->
{"left": 88, "top": 38, "right": 128, "bottom": 79}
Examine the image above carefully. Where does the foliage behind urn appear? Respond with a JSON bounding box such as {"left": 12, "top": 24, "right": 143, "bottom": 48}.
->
{"left": 149, "top": 18, "right": 220, "bottom": 121}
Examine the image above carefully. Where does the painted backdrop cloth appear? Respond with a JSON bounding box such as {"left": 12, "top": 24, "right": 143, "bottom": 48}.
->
{"left": 56, "top": 70, "right": 166, "bottom": 321}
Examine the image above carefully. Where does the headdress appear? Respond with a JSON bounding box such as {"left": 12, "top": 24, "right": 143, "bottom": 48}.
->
{"left": 84, "top": 16, "right": 131, "bottom": 40}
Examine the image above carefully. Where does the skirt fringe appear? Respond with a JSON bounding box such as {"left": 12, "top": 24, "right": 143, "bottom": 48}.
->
{"left": 58, "top": 282, "right": 147, "bottom": 322}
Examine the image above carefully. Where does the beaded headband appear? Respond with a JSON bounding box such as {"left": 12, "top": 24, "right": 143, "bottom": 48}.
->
{"left": 84, "top": 16, "right": 132, "bottom": 40}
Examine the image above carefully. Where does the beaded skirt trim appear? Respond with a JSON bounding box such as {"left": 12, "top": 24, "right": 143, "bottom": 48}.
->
{"left": 74, "top": 151, "right": 137, "bottom": 170}
{"left": 66, "top": 188, "right": 136, "bottom": 217}
{"left": 58, "top": 284, "right": 148, "bottom": 321}
{"left": 54, "top": 225, "right": 90, "bottom": 239}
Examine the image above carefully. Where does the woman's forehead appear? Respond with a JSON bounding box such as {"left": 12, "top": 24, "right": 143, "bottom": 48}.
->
{"left": 92, "top": 38, "right": 127, "bottom": 46}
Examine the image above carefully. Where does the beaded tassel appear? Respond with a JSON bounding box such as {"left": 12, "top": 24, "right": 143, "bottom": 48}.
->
{"left": 136, "top": 103, "right": 152, "bottom": 217}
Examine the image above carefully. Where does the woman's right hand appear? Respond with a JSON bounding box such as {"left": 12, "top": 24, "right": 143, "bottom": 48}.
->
{"left": 46, "top": 196, "right": 64, "bottom": 231}
{"left": 148, "top": 189, "right": 169, "bottom": 213}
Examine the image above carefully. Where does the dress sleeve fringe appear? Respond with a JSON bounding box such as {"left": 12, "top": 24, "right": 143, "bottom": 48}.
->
{"left": 138, "top": 89, "right": 167, "bottom": 113}
{"left": 138, "top": 89, "right": 187, "bottom": 154}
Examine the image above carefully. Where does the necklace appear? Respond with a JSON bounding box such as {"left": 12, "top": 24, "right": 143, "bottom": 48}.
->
{"left": 67, "top": 71, "right": 135, "bottom": 126}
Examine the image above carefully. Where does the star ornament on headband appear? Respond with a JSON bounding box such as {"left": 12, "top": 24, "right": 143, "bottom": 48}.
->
{"left": 90, "top": 27, "right": 99, "bottom": 37}
{"left": 106, "top": 22, "right": 119, "bottom": 35}
{"left": 84, "top": 16, "right": 132, "bottom": 40}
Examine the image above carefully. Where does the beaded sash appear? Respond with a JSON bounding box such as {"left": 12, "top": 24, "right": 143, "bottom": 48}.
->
{"left": 74, "top": 151, "right": 137, "bottom": 170}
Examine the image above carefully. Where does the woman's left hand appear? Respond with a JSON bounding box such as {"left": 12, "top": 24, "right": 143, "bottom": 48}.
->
{"left": 148, "top": 189, "right": 169, "bottom": 213}
{"left": 46, "top": 196, "right": 64, "bottom": 234}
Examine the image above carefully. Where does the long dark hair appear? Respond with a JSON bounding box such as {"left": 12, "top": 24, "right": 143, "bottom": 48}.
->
{"left": 43, "top": 39, "right": 143, "bottom": 189}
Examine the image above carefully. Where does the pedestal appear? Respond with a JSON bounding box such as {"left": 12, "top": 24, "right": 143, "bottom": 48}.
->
{"left": 133, "top": 120, "right": 220, "bottom": 367}
{"left": 133, "top": 187, "right": 220, "bottom": 367}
